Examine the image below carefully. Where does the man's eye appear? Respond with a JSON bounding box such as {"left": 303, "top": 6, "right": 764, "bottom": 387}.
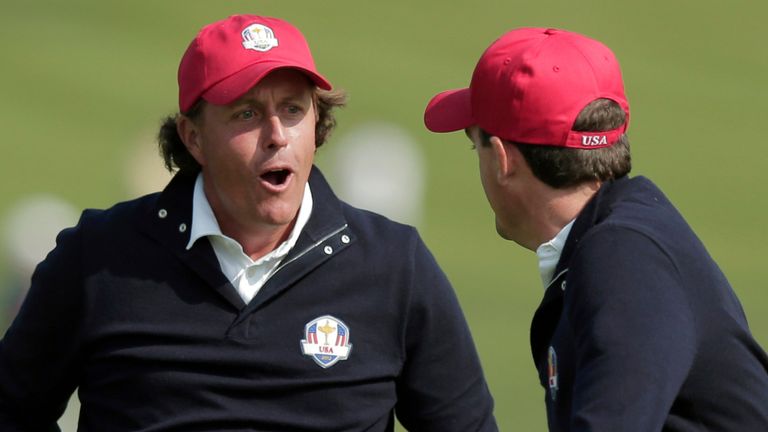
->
{"left": 233, "top": 109, "right": 259, "bottom": 121}
{"left": 286, "top": 105, "right": 302, "bottom": 114}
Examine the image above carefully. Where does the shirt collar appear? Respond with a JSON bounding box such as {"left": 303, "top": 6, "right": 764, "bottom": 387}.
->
{"left": 186, "top": 173, "right": 222, "bottom": 249}
{"left": 536, "top": 219, "right": 575, "bottom": 288}
{"left": 186, "top": 172, "right": 313, "bottom": 261}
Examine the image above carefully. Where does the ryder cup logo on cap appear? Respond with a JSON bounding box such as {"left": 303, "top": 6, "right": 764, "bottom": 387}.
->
{"left": 241, "top": 23, "right": 279, "bottom": 52}
{"left": 300, "top": 315, "right": 352, "bottom": 368}
{"left": 177, "top": 14, "right": 332, "bottom": 113}
{"left": 424, "top": 28, "right": 630, "bottom": 149}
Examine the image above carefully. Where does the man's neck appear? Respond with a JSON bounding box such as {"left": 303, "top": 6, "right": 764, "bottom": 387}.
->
{"left": 524, "top": 181, "right": 600, "bottom": 250}
{"left": 225, "top": 221, "right": 296, "bottom": 261}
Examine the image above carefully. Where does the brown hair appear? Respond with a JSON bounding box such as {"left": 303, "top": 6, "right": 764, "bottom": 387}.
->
{"left": 482, "top": 98, "right": 631, "bottom": 188}
{"left": 157, "top": 87, "right": 347, "bottom": 173}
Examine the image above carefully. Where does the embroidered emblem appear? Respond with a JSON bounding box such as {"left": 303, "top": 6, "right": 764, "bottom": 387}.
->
{"left": 548, "top": 346, "right": 558, "bottom": 401}
{"left": 300, "top": 315, "right": 352, "bottom": 368}
{"left": 581, "top": 134, "right": 608, "bottom": 146}
{"left": 241, "top": 23, "right": 279, "bottom": 52}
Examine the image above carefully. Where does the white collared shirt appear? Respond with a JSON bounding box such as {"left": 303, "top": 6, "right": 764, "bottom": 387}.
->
{"left": 186, "top": 173, "right": 313, "bottom": 304}
{"left": 536, "top": 220, "right": 575, "bottom": 288}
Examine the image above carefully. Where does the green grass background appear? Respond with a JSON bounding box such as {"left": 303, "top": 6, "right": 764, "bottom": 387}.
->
{"left": 1, "top": 1, "right": 766, "bottom": 430}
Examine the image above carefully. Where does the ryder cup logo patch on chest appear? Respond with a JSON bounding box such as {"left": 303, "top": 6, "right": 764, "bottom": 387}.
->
{"left": 241, "top": 23, "right": 279, "bottom": 52}
{"left": 300, "top": 315, "right": 352, "bottom": 368}
{"left": 548, "top": 346, "right": 558, "bottom": 401}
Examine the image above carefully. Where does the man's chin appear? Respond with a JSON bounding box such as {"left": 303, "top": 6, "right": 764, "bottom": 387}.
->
{"left": 495, "top": 221, "right": 512, "bottom": 241}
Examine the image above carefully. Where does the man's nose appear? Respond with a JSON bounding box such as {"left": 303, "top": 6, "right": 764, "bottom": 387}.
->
{"left": 262, "top": 114, "right": 288, "bottom": 149}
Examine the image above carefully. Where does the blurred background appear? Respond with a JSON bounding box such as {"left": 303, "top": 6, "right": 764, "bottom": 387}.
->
{"left": 1, "top": 1, "right": 766, "bottom": 430}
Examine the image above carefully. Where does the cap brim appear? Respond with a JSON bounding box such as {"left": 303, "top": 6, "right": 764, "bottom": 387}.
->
{"left": 424, "top": 88, "right": 474, "bottom": 133}
{"left": 203, "top": 62, "right": 332, "bottom": 106}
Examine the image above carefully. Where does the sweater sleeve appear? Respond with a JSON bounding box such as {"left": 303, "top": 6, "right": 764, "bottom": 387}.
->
{"left": 0, "top": 218, "right": 87, "bottom": 431}
{"left": 394, "top": 233, "right": 498, "bottom": 432}
{"left": 566, "top": 226, "right": 696, "bottom": 431}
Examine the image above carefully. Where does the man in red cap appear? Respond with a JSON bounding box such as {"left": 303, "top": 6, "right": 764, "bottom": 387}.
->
{"left": 425, "top": 27, "right": 768, "bottom": 431}
{"left": 0, "top": 15, "right": 497, "bottom": 431}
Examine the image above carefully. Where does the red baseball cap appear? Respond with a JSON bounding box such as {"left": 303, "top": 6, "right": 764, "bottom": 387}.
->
{"left": 178, "top": 15, "right": 332, "bottom": 113}
{"left": 424, "top": 28, "right": 629, "bottom": 149}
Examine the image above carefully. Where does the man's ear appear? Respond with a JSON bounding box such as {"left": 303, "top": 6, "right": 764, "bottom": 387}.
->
{"left": 176, "top": 115, "right": 205, "bottom": 166}
{"left": 312, "top": 91, "right": 320, "bottom": 123}
{"left": 489, "top": 135, "right": 518, "bottom": 184}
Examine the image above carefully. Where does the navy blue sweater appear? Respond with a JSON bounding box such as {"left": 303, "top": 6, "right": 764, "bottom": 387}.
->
{"left": 531, "top": 176, "right": 768, "bottom": 431}
{"left": 0, "top": 166, "right": 497, "bottom": 432}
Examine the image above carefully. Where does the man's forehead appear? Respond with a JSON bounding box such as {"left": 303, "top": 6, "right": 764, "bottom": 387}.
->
{"left": 233, "top": 70, "right": 314, "bottom": 104}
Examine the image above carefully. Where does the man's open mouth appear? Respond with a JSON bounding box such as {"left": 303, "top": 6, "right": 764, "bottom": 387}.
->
{"left": 260, "top": 169, "right": 292, "bottom": 186}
